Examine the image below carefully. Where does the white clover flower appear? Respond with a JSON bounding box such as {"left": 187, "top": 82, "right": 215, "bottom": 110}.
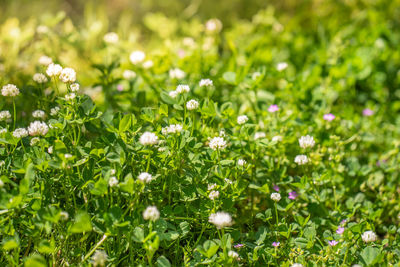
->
{"left": 139, "top": 132, "right": 158, "bottom": 146}
{"left": 254, "top": 132, "right": 266, "bottom": 140}
{"left": 36, "top": 25, "right": 49, "bottom": 34}
{"left": 208, "top": 183, "right": 217, "bottom": 190}
{"left": 294, "top": 155, "right": 309, "bottom": 165}
{"left": 38, "top": 55, "right": 52, "bottom": 66}
{"left": 276, "top": 62, "right": 288, "bottom": 71}
{"left": 299, "top": 135, "right": 315, "bottom": 149}
{"left": 209, "top": 190, "right": 220, "bottom": 200}
{"left": 186, "top": 99, "right": 199, "bottom": 110}
{"left": 228, "top": 251, "right": 239, "bottom": 259}
{"left": 291, "top": 264, "right": 304, "bottom": 267}
{"left": 169, "top": 90, "right": 178, "bottom": 98}
{"left": 205, "top": 18, "right": 223, "bottom": 33}
{"left": 199, "top": 78, "right": 213, "bottom": 87}
{"left": 32, "top": 110, "right": 46, "bottom": 119}
{"left": 28, "top": 121, "right": 49, "bottom": 136}
{"left": 209, "top": 136, "right": 227, "bottom": 150}
{"left": 143, "top": 60, "right": 153, "bottom": 69}
{"left": 0, "top": 128, "right": 7, "bottom": 134}
{"left": 108, "top": 176, "right": 119, "bottom": 187}
{"left": 12, "top": 128, "right": 28, "bottom": 138}
{"left": 1, "top": 84, "right": 20, "bottom": 97}
{"left": 237, "top": 159, "right": 246, "bottom": 167}
{"left": 103, "top": 32, "right": 119, "bottom": 44}
{"left": 271, "top": 192, "right": 281, "bottom": 202}
{"left": 361, "top": 230, "right": 377, "bottom": 243}
{"left": 59, "top": 67, "right": 76, "bottom": 83}
{"left": 110, "top": 169, "right": 116, "bottom": 175}
{"left": 272, "top": 135, "right": 283, "bottom": 142}
{"left": 138, "top": 172, "right": 153, "bottom": 183}
{"left": 123, "top": 70, "right": 137, "bottom": 80}
{"left": 183, "top": 37, "right": 195, "bottom": 47}
{"left": 92, "top": 250, "right": 108, "bottom": 267}
{"left": 60, "top": 211, "right": 69, "bottom": 220}
{"left": 208, "top": 211, "right": 233, "bottom": 229}
{"left": 237, "top": 115, "right": 249, "bottom": 125}
{"left": 65, "top": 93, "right": 76, "bottom": 101}
{"left": 30, "top": 137, "right": 40, "bottom": 146}
{"left": 48, "top": 146, "right": 53, "bottom": 154}
{"left": 176, "top": 84, "right": 190, "bottom": 94}
{"left": 0, "top": 160, "right": 4, "bottom": 167}
{"left": 0, "top": 111, "right": 11, "bottom": 121}
{"left": 129, "top": 50, "right": 146, "bottom": 65}
{"left": 219, "top": 129, "right": 226, "bottom": 137}
{"left": 70, "top": 83, "right": 80, "bottom": 92}
{"left": 64, "top": 153, "right": 72, "bottom": 159}
{"left": 252, "top": 72, "right": 261, "bottom": 80}
{"left": 50, "top": 107, "right": 60, "bottom": 116}
{"left": 169, "top": 68, "right": 186, "bottom": 79}
{"left": 33, "top": 73, "right": 48, "bottom": 83}
{"left": 162, "top": 124, "right": 183, "bottom": 135}
{"left": 0, "top": 179, "right": 3, "bottom": 187}
{"left": 46, "top": 63, "right": 63, "bottom": 77}
{"left": 143, "top": 206, "right": 160, "bottom": 221}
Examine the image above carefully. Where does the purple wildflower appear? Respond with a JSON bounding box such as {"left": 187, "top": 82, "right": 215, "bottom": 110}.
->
{"left": 268, "top": 105, "right": 279, "bottom": 113}
{"left": 323, "top": 113, "right": 335, "bottom": 121}
{"left": 273, "top": 185, "right": 280, "bottom": 192}
{"left": 272, "top": 242, "right": 280, "bottom": 247}
{"left": 340, "top": 219, "right": 347, "bottom": 225}
{"left": 328, "top": 240, "right": 338, "bottom": 246}
{"left": 376, "top": 159, "right": 387, "bottom": 167}
{"left": 363, "top": 108, "right": 374, "bottom": 116}
{"left": 288, "top": 191, "right": 298, "bottom": 200}
{"left": 336, "top": 227, "right": 345, "bottom": 235}
{"left": 234, "top": 244, "right": 244, "bottom": 249}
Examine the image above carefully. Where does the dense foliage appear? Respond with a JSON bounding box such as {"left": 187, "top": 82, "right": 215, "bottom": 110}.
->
{"left": 1, "top": 0, "right": 400, "bottom": 266}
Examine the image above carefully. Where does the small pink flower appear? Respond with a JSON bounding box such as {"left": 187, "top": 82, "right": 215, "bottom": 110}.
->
{"left": 288, "top": 191, "right": 298, "bottom": 200}
{"left": 336, "top": 227, "right": 345, "bottom": 235}
{"left": 323, "top": 113, "right": 335, "bottom": 121}
{"left": 272, "top": 241, "right": 280, "bottom": 247}
{"left": 340, "top": 219, "right": 347, "bottom": 225}
{"left": 268, "top": 105, "right": 279, "bottom": 113}
{"left": 117, "top": 84, "right": 124, "bottom": 91}
{"left": 328, "top": 240, "right": 338, "bottom": 246}
{"left": 234, "top": 243, "right": 244, "bottom": 249}
{"left": 273, "top": 185, "right": 280, "bottom": 192}
{"left": 363, "top": 108, "right": 374, "bottom": 116}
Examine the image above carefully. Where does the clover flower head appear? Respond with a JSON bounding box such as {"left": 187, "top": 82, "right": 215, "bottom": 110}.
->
{"left": 32, "top": 110, "right": 46, "bottom": 119}
{"left": 169, "top": 68, "right": 186, "bottom": 79}
{"left": 186, "top": 99, "right": 199, "bottom": 110}
{"left": 138, "top": 172, "right": 153, "bottom": 183}
{"left": 199, "top": 78, "right": 213, "bottom": 87}
{"left": 208, "top": 211, "right": 233, "bottom": 229}
{"left": 33, "top": 73, "right": 48, "bottom": 83}
{"left": 13, "top": 128, "right": 28, "bottom": 138}
{"left": 299, "top": 135, "right": 315, "bottom": 149}
{"left": 209, "top": 190, "right": 220, "bottom": 200}
{"left": 103, "top": 32, "right": 119, "bottom": 44}
{"left": 1, "top": 84, "right": 20, "bottom": 97}
{"left": 130, "top": 50, "right": 146, "bottom": 64}
{"left": 92, "top": 250, "right": 108, "bottom": 267}
{"left": 139, "top": 132, "right": 158, "bottom": 146}
{"left": 108, "top": 176, "right": 119, "bottom": 187}
{"left": 176, "top": 84, "right": 190, "bottom": 94}
{"left": 46, "top": 63, "right": 63, "bottom": 77}
{"left": 59, "top": 67, "right": 76, "bottom": 83}
{"left": 209, "top": 136, "right": 227, "bottom": 150}
{"left": 271, "top": 192, "right": 281, "bottom": 202}
{"left": 0, "top": 110, "right": 11, "bottom": 121}
{"left": 143, "top": 206, "right": 160, "bottom": 221}
{"left": 28, "top": 121, "right": 49, "bottom": 136}
{"left": 237, "top": 115, "right": 249, "bottom": 125}
{"left": 361, "top": 230, "right": 377, "bottom": 243}
{"left": 294, "top": 155, "right": 309, "bottom": 165}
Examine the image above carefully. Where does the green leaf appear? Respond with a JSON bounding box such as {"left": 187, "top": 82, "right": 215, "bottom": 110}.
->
{"left": 222, "top": 71, "right": 237, "bottom": 85}
{"left": 24, "top": 254, "right": 47, "bottom": 267}
{"left": 20, "top": 163, "right": 34, "bottom": 195}
{"left": 119, "top": 114, "right": 136, "bottom": 133}
{"left": 361, "top": 246, "right": 381, "bottom": 266}
{"left": 69, "top": 211, "right": 92, "bottom": 233}
{"left": 156, "top": 255, "right": 171, "bottom": 267}
{"left": 132, "top": 227, "right": 145, "bottom": 242}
